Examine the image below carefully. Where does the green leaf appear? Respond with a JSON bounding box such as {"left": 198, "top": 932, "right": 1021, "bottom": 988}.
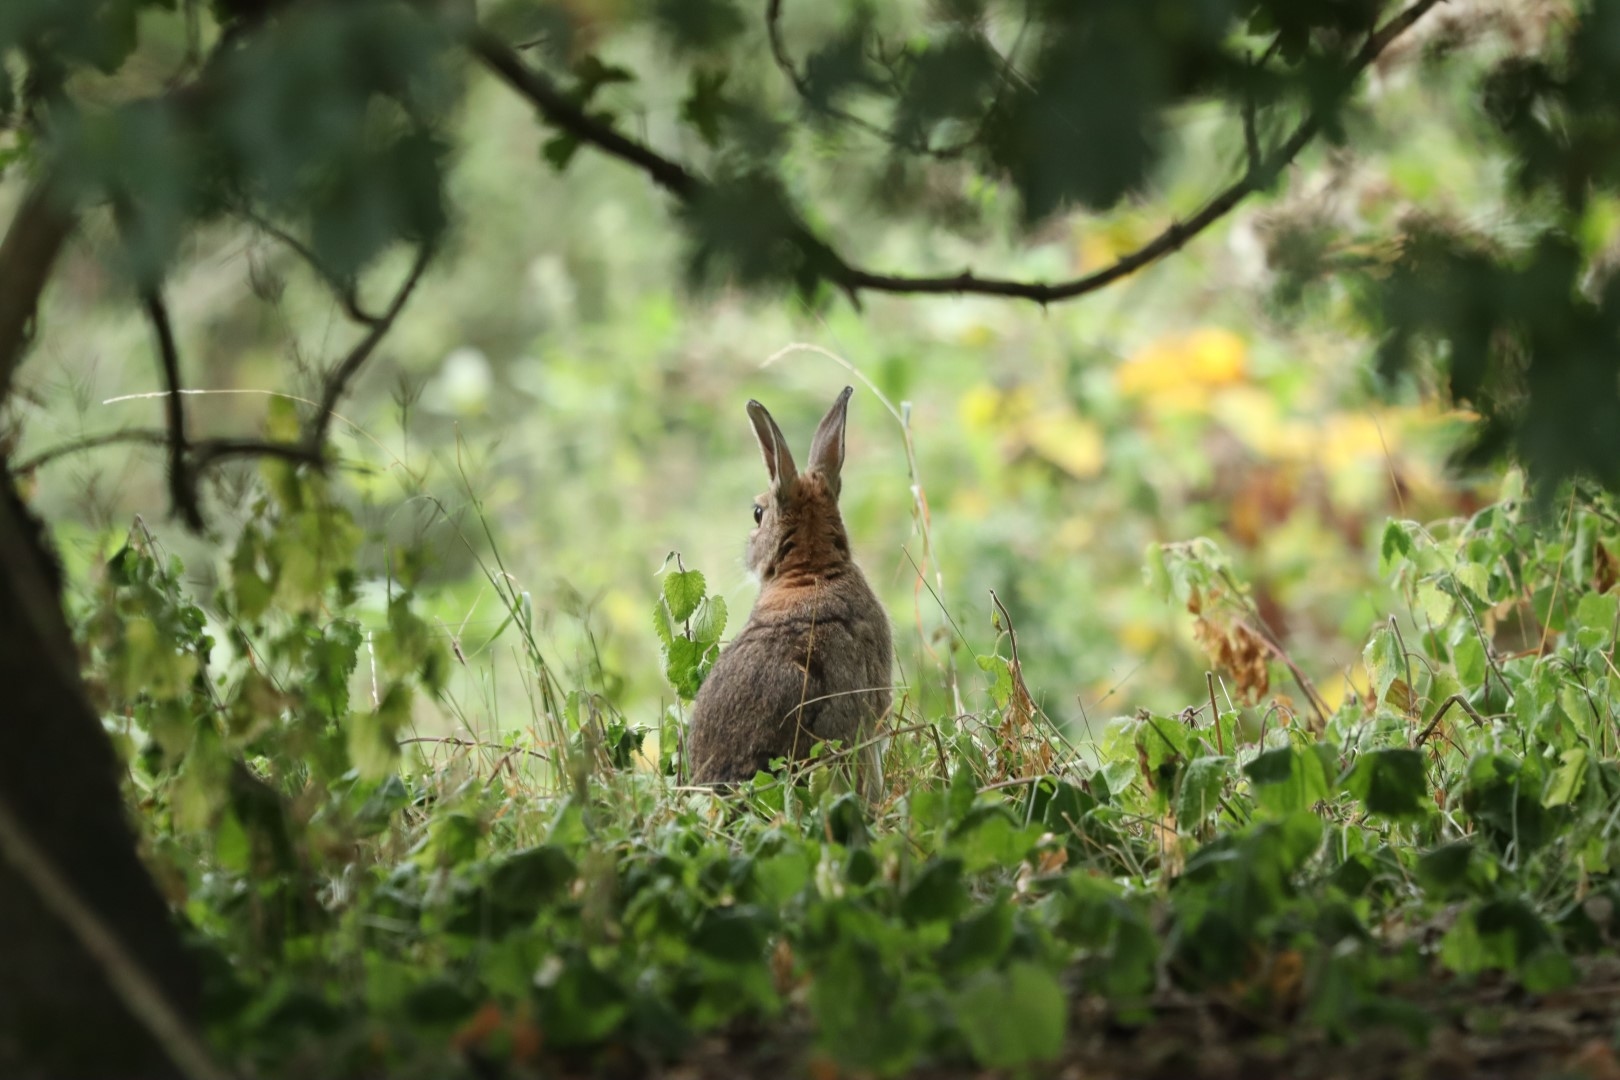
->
{"left": 350, "top": 682, "right": 411, "bottom": 781}
{"left": 1175, "top": 755, "right": 1231, "bottom": 829}
{"left": 692, "top": 905, "right": 771, "bottom": 964}
{"left": 1575, "top": 591, "right": 1617, "bottom": 643}
{"left": 1454, "top": 562, "right": 1490, "bottom": 605}
{"left": 487, "top": 845, "right": 576, "bottom": 911}
{"left": 690, "top": 594, "right": 727, "bottom": 646}
{"left": 1380, "top": 519, "right": 1414, "bottom": 574}
{"left": 941, "top": 899, "right": 1015, "bottom": 973}
{"left": 1243, "top": 744, "right": 1332, "bottom": 816}
{"left": 1363, "top": 626, "right": 1402, "bottom": 705}
{"left": 1417, "top": 581, "right": 1453, "bottom": 626}
{"left": 1546, "top": 747, "right": 1588, "bottom": 807}
{"left": 1453, "top": 634, "right": 1486, "bottom": 686}
{"left": 950, "top": 962, "right": 1066, "bottom": 1069}
{"left": 663, "top": 568, "right": 707, "bottom": 623}
{"left": 1343, "top": 748, "right": 1430, "bottom": 820}
{"left": 651, "top": 0, "right": 745, "bottom": 53}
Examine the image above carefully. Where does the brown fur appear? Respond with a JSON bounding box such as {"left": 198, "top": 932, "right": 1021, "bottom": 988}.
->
{"left": 687, "top": 387, "right": 893, "bottom": 800}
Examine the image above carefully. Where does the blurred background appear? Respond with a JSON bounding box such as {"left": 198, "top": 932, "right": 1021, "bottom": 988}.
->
{"left": 3, "top": 0, "right": 1523, "bottom": 745}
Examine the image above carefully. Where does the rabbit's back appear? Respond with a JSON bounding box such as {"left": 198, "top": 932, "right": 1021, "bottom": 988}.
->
{"left": 688, "top": 569, "right": 891, "bottom": 786}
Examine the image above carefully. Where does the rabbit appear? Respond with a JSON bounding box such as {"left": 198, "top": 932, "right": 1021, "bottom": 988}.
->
{"left": 686, "top": 386, "right": 893, "bottom": 801}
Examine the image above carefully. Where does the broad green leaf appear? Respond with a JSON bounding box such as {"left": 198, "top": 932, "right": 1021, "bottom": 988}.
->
{"left": 663, "top": 568, "right": 707, "bottom": 623}
{"left": 1453, "top": 562, "right": 1490, "bottom": 605}
{"left": 1453, "top": 634, "right": 1486, "bottom": 686}
{"left": 1244, "top": 744, "right": 1332, "bottom": 816}
{"left": 1417, "top": 581, "right": 1452, "bottom": 625}
{"left": 1363, "top": 626, "right": 1402, "bottom": 705}
{"left": 1175, "top": 755, "right": 1230, "bottom": 829}
{"left": 1546, "top": 747, "right": 1588, "bottom": 807}
{"left": 1379, "top": 519, "right": 1414, "bottom": 575}
{"left": 1343, "top": 748, "right": 1429, "bottom": 820}
{"left": 950, "top": 962, "right": 1066, "bottom": 1069}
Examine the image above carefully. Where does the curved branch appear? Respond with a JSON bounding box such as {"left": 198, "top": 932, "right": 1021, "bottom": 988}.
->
{"left": 0, "top": 179, "right": 76, "bottom": 402}
{"left": 474, "top": 0, "right": 1441, "bottom": 305}
{"left": 236, "top": 207, "right": 382, "bottom": 326}
{"left": 307, "top": 243, "right": 432, "bottom": 449}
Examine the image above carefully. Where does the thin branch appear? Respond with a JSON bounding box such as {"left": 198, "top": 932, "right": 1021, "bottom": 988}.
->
{"left": 12, "top": 429, "right": 323, "bottom": 477}
{"left": 235, "top": 207, "right": 381, "bottom": 326}
{"left": 139, "top": 289, "right": 203, "bottom": 531}
{"left": 472, "top": 0, "right": 1441, "bottom": 305}
{"left": 1414, "top": 693, "right": 1488, "bottom": 748}
{"left": 307, "top": 244, "right": 432, "bottom": 449}
{"left": 0, "top": 789, "right": 232, "bottom": 1080}
{"left": 764, "top": 0, "right": 989, "bottom": 160}
{"left": 764, "top": 0, "right": 890, "bottom": 143}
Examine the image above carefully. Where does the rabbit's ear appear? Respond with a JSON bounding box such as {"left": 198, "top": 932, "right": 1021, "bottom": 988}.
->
{"left": 808, "top": 386, "right": 854, "bottom": 496}
{"left": 747, "top": 399, "right": 799, "bottom": 492}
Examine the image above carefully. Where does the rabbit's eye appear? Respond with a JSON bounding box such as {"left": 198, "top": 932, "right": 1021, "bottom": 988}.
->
{"left": 752, "top": 504, "right": 764, "bottom": 525}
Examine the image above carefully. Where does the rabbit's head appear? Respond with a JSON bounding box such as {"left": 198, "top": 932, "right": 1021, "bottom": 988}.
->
{"left": 743, "top": 386, "right": 856, "bottom": 583}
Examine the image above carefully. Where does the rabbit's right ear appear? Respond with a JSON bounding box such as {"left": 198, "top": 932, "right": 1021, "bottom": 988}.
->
{"left": 747, "top": 400, "right": 799, "bottom": 493}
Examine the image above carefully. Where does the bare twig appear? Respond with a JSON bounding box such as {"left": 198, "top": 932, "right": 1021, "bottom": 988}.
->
{"left": 139, "top": 290, "right": 203, "bottom": 531}
{"left": 0, "top": 790, "right": 232, "bottom": 1080}
{"left": 236, "top": 207, "right": 381, "bottom": 326}
{"left": 1414, "top": 693, "right": 1488, "bottom": 748}
{"left": 308, "top": 244, "right": 433, "bottom": 449}
{"left": 472, "top": 0, "right": 1441, "bottom": 306}
{"left": 12, "top": 429, "right": 324, "bottom": 476}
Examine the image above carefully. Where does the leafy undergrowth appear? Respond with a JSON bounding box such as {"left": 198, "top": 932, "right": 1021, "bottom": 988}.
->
{"left": 75, "top": 467, "right": 1620, "bottom": 1078}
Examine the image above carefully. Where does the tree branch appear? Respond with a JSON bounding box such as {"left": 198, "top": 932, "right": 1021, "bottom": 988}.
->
{"left": 0, "top": 179, "right": 76, "bottom": 402}
{"left": 236, "top": 206, "right": 382, "bottom": 326}
{"left": 473, "top": 0, "right": 1441, "bottom": 305}
{"left": 0, "top": 788, "right": 230, "bottom": 1080}
{"left": 138, "top": 290, "right": 204, "bottom": 532}
{"left": 307, "top": 243, "right": 432, "bottom": 450}
{"left": 12, "top": 429, "right": 326, "bottom": 476}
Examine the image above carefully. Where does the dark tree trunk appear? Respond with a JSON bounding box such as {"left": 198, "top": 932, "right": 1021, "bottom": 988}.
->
{"left": 0, "top": 470, "right": 200, "bottom": 1079}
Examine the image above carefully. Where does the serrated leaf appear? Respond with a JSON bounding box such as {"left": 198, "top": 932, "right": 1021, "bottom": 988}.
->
{"left": 1380, "top": 519, "right": 1414, "bottom": 574}
{"left": 1454, "top": 562, "right": 1490, "bottom": 604}
{"left": 663, "top": 568, "right": 707, "bottom": 623}
{"left": 1363, "top": 626, "right": 1402, "bottom": 705}
{"left": 1417, "top": 581, "right": 1453, "bottom": 625}
{"left": 690, "top": 594, "right": 727, "bottom": 646}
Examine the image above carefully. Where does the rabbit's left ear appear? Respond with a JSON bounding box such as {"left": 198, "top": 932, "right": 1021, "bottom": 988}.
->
{"left": 748, "top": 399, "right": 799, "bottom": 493}
{"left": 808, "top": 386, "right": 853, "bottom": 496}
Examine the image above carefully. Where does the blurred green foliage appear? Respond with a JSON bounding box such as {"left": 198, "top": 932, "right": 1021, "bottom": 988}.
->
{"left": 13, "top": 0, "right": 1620, "bottom": 1071}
